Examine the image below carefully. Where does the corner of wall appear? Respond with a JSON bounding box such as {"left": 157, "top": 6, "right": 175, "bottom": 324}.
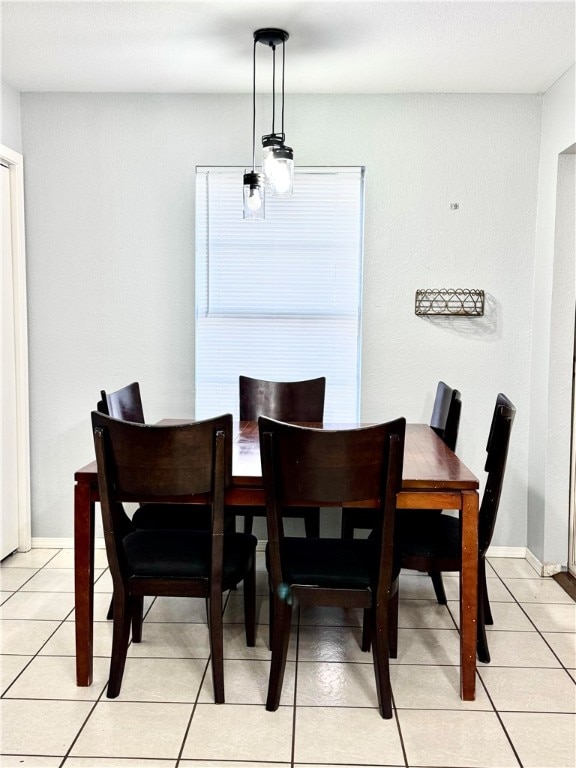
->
{"left": 1, "top": 78, "right": 22, "bottom": 153}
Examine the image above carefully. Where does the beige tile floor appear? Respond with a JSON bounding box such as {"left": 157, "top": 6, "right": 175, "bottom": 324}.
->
{"left": 1, "top": 549, "right": 575, "bottom": 768}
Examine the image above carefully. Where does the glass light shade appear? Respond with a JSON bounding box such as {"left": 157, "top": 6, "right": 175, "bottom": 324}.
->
{"left": 262, "top": 144, "right": 294, "bottom": 196}
{"left": 243, "top": 171, "right": 265, "bottom": 221}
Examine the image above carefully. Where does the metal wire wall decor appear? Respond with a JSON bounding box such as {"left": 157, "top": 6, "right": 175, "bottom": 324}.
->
{"left": 415, "top": 289, "right": 485, "bottom": 317}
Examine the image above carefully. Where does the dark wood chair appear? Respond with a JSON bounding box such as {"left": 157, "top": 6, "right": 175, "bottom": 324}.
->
{"left": 99, "top": 381, "right": 145, "bottom": 423}
{"left": 394, "top": 393, "right": 515, "bottom": 663}
{"left": 92, "top": 411, "right": 257, "bottom": 701}
{"left": 98, "top": 382, "right": 218, "bottom": 624}
{"left": 259, "top": 415, "right": 406, "bottom": 719}
{"left": 419, "top": 381, "right": 462, "bottom": 602}
{"left": 430, "top": 379, "right": 461, "bottom": 451}
{"left": 237, "top": 375, "right": 326, "bottom": 537}
{"left": 98, "top": 382, "right": 213, "bottom": 533}
{"left": 341, "top": 381, "right": 461, "bottom": 603}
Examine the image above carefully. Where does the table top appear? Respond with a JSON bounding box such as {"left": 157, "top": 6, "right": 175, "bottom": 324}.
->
{"left": 76, "top": 420, "right": 478, "bottom": 491}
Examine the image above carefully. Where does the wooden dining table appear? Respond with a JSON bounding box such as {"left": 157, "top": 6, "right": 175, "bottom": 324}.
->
{"left": 74, "top": 420, "right": 480, "bottom": 700}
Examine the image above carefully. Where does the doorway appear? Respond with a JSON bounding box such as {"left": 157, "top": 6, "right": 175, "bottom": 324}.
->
{"left": 559, "top": 147, "right": 576, "bottom": 577}
{"left": 1, "top": 144, "right": 30, "bottom": 558}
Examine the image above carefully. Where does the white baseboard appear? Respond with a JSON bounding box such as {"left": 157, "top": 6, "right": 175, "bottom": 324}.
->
{"left": 485, "top": 545, "right": 526, "bottom": 559}
{"left": 525, "top": 548, "right": 563, "bottom": 577}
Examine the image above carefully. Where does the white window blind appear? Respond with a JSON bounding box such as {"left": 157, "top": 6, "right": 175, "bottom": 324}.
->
{"left": 195, "top": 166, "right": 364, "bottom": 421}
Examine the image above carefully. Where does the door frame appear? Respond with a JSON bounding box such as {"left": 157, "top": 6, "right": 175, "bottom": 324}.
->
{"left": 1, "top": 144, "right": 31, "bottom": 553}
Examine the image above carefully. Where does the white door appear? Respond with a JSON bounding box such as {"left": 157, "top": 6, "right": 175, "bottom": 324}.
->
{"left": 1, "top": 162, "right": 20, "bottom": 559}
{"left": 569, "top": 329, "right": 576, "bottom": 577}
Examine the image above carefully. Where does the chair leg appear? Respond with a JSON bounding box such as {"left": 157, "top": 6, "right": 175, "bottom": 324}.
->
{"left": 361, "top": 608, "right": 372, "bottom": 652}
{"left": 106, "top": 595, "right": 114, "bottom": 620}
{"left": 340, "top": 508, "right": 355, "bottom": 539}
{"left": 224, "top": 508, "right": 236, "bottom": 533}
{"left": 243, "top": 514, "right": 254, "bottom": 535}
{"left": 304, "top": 508, "right": 320, "bottom": 538}
{"left": 429, "top": 571, "right": 447, "bottom": 605}
{"left": 106, "top": 590, "right": 132, "bottom": 698}
{"left": 266, "top": 593, "right": 293, "bottom": 711}
{"left": 243, "top": 557, "right": 256, "bottom": 648}
{"left": 208, "top": 591, "right": 225, "bottom": 703}
{"left": 371, "top": 597, "right": 394, "bottom": 719}
{"left": 480, "top": 559, "right": 494, "bottom": 625}
{"left": 268, "top": 588, "right": 274, "bottom": 650}
{"left": 131, "top": 596, "right": 144, "bottom": 643}
{"left": 476, "top": 561, "right": 491, "bottom": 663}
{"left": 388, "top": 588, "right": 399, "bottom": 659}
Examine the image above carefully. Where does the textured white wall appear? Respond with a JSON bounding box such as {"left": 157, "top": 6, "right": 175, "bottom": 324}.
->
{"left": 1, "top": 78, "right": 22, "bottom": 152}
{"left": 21, "top": 92, "right": 541, "bottom": 544}
{"left": 528, "top": 66, "right": 576, "bottom": 567}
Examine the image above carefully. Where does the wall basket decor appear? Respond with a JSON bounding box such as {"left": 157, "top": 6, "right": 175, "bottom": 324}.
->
{"left": 415, "top": 288, "right": 485, "bottom": 317}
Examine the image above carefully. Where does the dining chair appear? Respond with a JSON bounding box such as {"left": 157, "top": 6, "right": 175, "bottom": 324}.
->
{"left": 99, "top": 381, "right": 145, "bottom": 423}
{"left": 259, "top": 415, "right": 406, "bottom": 719}
{"left": 237, "top": 375, "right": 326, "bottom": 537}
{"left": 420, "top": 381, "right": 463, "bottom": 602}
{"left": 394, "top": 393, "right": 515, "bottom": 663}
{"left": 98, "top": 382, "right": 220, "bottom": 625}
{"left": 430, "top": 379, "right": 461, "bottom": 452}
{"left": 98, "top": 382, "right": 213, "bottom": 533}
{"left": 91, "top": 411, "right": 257, "bottom": 701}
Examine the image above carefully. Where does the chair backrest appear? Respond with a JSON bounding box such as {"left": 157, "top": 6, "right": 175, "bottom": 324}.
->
{"left": 91, "top": 411, "right": 233, "bottom": 579}
{"left": 239, "top": 376, "right": 325, "bottom": 422}
{"left": 479, "top": 393, "right": 515, "bottom": 556}
{"left": 99, "top": 382, "right": 145, "bottom": 423}
{"left": 259, "top": 415, "right": 406, "bottom": 591}
{"left": 429, "top": 380, "right": 461, "bottom": 452}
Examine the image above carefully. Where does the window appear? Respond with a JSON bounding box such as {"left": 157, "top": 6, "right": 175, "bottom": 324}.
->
{"left": 195, "top": 166, "right": 365, "bottom": 421}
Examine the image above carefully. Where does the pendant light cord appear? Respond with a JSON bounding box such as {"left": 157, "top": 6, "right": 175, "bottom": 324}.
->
{"left": 271, "top": 45, "right": 276, "bottom": 136}
{"left": 251, "top": 39, "right": 257, "bottom": 171}
{"left": 281, "top": 40, "right": 285, "bottom": 137}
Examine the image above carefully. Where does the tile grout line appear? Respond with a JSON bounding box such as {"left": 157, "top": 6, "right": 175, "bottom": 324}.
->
{"left": 2, "top": 556, "right": 575, "bottom": 764}
{"left": 474, "top": 664, "right": 525, "bottom": 768}
{"left": 488, "top": 561, "right": 576, "bottom": 682}
{"left": 1, "top": 547, "right": 78, "bottom": 699}
{"left": 291, "top": 605, "right": 300, "bottom": 768}
{"left": 174, "top": 656, "right": 210, "bottom": 767}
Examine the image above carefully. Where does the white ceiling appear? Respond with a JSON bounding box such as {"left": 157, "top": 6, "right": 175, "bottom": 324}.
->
{"left": 2, "top": 1, "right": 575, "bottom": 94}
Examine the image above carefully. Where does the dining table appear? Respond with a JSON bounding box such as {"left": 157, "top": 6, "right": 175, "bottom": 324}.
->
{"left": 74, "top": 419, "right": 480, "bottom": 700}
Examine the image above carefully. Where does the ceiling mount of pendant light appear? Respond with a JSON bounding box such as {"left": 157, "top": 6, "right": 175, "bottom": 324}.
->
{"left": 255, "top": 28, "right": 294, "bottom": 197}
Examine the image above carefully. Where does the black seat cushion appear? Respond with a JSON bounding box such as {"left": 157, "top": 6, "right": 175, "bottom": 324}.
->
{"left": 266, "top": 537, "right": 400, "bottom": 590}
{"left": 132, "top": 503, "right": 212, "bottom": 531}
{"left": 123, "top": 529, "right": 257, "bottom": 589}
{"left": 395, "top": 508, "right": 443, "bottom": 530}
{"left": 396, "top": 513, "right": 460, "bottom": 560}
{"left": 232, "top": 504, "right": 318, "bottom": 519}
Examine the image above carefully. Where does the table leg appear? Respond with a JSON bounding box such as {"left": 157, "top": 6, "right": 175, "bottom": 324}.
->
{"left": 460, "top": 489, "right": 479, "bottom": 700}
{"left": 74, "top": 480, "right": 95, "bottom": 686}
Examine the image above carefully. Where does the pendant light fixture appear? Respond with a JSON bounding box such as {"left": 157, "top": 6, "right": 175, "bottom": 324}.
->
{"left": 243, "top": 32, "right": 265, "bottom": 220}
{"left": 242, "top": 27, "right": 293, "bottom": 219}
{"left": 256, "top": 28, "right": 294, "bottom": 197}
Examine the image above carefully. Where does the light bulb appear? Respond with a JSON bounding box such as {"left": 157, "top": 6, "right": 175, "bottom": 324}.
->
{"left": 262, "top": 149, "right": 276, "bottom": 179}
{"left": 262, "top": 144, "right": 293, "bottom": 196}
{"left": 247, "top": 188, "right": 262, "bottom": 211}
{"left": 269, "top": 161, "right": 292, "bottom": 195}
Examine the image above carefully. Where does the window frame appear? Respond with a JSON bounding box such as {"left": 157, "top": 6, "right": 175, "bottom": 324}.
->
{"left": 194, "top": 165, "right": 365, "bottom": 422}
